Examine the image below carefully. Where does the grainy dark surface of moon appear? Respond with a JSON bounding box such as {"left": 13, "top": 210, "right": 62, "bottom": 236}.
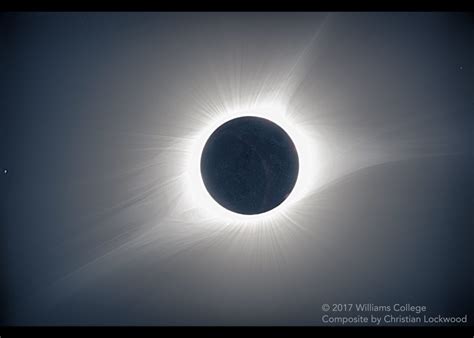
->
{"left": 200, "top": 116, "right": 299, "bottom": 215}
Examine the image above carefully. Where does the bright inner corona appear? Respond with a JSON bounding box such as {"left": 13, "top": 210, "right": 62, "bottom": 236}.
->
{"left": 182, "top": 102, "right": 319, "bottom": 225}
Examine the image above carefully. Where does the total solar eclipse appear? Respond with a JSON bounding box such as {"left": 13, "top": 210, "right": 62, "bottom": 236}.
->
{"left": 200, "top": 116, "right": 299, "bottom": 215}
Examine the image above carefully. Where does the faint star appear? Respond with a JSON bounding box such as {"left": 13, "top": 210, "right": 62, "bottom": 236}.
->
{"left": 3, "top": 169, "right": 7, "bottom": 174}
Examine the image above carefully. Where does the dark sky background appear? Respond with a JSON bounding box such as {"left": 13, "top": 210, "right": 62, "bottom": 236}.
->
{"left": 1, "top": 12, "right": 473, "bottom": 325}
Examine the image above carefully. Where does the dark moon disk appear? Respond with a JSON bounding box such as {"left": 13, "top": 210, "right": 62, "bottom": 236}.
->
{"left": 200, "top": 116, "right": 299, "bottom": 215}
